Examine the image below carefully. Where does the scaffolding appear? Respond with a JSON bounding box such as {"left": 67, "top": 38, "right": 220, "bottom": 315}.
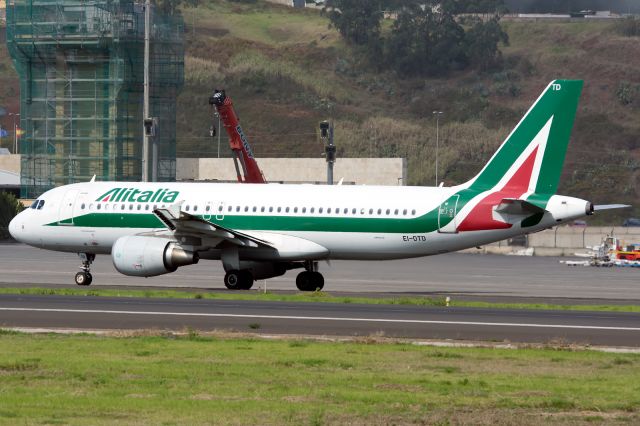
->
{"left": 6, "top": 0, "right": 184, "bottom": 198}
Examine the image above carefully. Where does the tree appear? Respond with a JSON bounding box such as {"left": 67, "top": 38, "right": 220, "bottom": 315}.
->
{"left": 384, "top": 2, "right": 468, "bottom": 76}
{"left": 465, "top": 16, "right": 509, "bottom": 71}
{"left": 324, "top": 0, "right": 385, "bottom": 46}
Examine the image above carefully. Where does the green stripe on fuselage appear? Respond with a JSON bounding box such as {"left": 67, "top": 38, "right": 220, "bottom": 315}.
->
{"left": 48, "top": 209, "right": 443, "bottom": 234}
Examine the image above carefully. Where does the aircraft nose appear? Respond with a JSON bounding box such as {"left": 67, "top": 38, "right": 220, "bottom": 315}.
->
{"left": 8, "top": 213, "right": 22, "bottom": 241}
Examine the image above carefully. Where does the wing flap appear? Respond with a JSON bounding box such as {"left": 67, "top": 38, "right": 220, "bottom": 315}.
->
{"left": 153, "top": 204, "right": 272, "bottom": 248}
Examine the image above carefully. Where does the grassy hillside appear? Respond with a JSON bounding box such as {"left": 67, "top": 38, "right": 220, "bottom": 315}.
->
{"left": 178, "top": 2, "right": 640, "bottom": 223}
{"left": 2, "top": 2, "right": 639, "bottom": 223}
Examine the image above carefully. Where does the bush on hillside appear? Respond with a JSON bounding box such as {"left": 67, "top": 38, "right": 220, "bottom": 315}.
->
{"left": 0, "top": 192, "right": 23, "bottom": 240}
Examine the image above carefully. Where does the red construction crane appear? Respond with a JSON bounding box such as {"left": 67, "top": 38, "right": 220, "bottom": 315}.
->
{"left": 209, "top": 90, "right": 267, "bottom": 184}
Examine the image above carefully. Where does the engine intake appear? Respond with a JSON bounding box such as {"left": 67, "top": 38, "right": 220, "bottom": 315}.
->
{"left": 112, "top": 236, "right": 199, "bottom": 277}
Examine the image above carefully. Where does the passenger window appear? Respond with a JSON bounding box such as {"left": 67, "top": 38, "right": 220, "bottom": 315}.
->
{"left": 228, "top": 206, "right": 232, "bottom": 212}
{"left": 145, "top": 205, "right": 149, "bottom": 211}
{"left": 360, "top": 208, "right": 365, "bottom": 214}
{"left": 285, "top": 207, "right": 290, "bottom": 213}
{"left": 343, "top": 208, "right": 348, "bottom": 214}
{"left": 206, "top": 205, "right": 211, "bottom": 212}
{"left": 310, "top": 207, "right": 315, "bottom": 213}
{"left": 185, "top": 205, "right": 190, "bottom": 212}
{"left": 412, "top": 209, "right": 416, "bottom": 215}
{"left": 403, "top": 209, "right": 407, "bottom": 215}
{"left": 137, "top": 204, "right": 142, "bottom": 211}
{"left": 244, "top": 206, "right": 249, "bottom": 212}
{"left": 81, "top": 203, "right": 86, "bottom": 210}
{"left": 377, "top": 209, "right": 382, "bottom": 215}
{"left": 319, "top": 207, "right": 323, "bottom": 213}
{"left": 269, "top": 207, "right": 273, "bottom": 212}
{"left": 252, "top": 206, "right": 257, "bottom": 212}
{"left": 121, "top": 204, "right": 125, "bottom": 211}
{"left": 97, "top": 204, "right": 101, "bottom": 210}
{"left": 218, "top": 205, "right": 223, "bottom": 212}
{"left": 352, "top": 208, "right": 356, "bottom": 214}
{"left": 236, "top": 206, "right": 240, "bottom": 212}
{"left": 129, "top": 204, "right": 134, "bottom": 210}
{"left": 327, "top": 208, "right": 331, "bottom": 214}
{"left": 369, "top": 209, "right": 373, "bottom": 214}
{"left": 194, "top": 205, "right": 198, "bottom": 212}
{"left": 277, "top": 207, "right": 282, "bottom": 213}
{"left": 302, "top": 207, "right": 306, "bottom": 213}
{"left": 153, "top": 205, "right": 158, "bottom": 210}
{"left": 386, "top": 209, "right": 390, "bottom": 215}
{"left": 294, "top": 207, "right": 298, "bottom": 213}
{"left": 261, "top": 207, "right": 265, "bottom": 212}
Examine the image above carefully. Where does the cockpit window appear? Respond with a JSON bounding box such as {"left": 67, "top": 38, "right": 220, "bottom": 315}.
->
{"left": 30, "top": 199, "right": 45, "bottom": 209}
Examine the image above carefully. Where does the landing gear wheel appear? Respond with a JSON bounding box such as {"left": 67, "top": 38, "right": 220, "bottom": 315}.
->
{"left": 75, "top": 253, "right": 95, "bottom": 286}
{"left": 296, "top": 271, "right": 324, "bottom": 292}
{"left": 224, "top": 270, "right": 254, "bottom": 290}
{"left": 75, "top": 271, "right": 92, "bottom": 286}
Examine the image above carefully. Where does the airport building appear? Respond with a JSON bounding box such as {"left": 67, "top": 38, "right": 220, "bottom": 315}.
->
{"left": 5, "top": 0, "right": 184, "bottom": 198}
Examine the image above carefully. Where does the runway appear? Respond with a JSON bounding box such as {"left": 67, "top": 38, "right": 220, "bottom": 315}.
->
{"left": 1, "top": 244, "right": 640, "bottom": 300}
{"left": 1, "top": 294, "right": 639, "bottom": 346}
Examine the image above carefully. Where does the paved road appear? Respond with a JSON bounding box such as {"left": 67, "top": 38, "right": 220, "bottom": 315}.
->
{"left": 1, "top": 244, "right": 639, "bottom": 300}
{"left": 1, "top": 294, "right": 639, "bottom": 346}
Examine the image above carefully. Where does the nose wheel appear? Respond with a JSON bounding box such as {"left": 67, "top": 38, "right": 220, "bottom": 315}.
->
{"left": 75, "top": 253, "right": 95, "bottom": 286}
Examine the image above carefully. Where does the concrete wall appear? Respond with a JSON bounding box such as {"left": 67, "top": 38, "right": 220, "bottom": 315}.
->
{"left": 0, "top": 154, "right": 20, "bottom": 175}
{"left": 528, "top": 226, "right": 640, "bottom": 250}
{"left": 177, "top": 158, "right": 408, "bottom": 186}
{"left": 469, "top": 226, "right": 640, "bottom": 256}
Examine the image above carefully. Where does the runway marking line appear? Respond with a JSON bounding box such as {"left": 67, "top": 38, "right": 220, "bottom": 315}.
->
{"left": 1, "top": 307, "right": 640, "bottom": 331}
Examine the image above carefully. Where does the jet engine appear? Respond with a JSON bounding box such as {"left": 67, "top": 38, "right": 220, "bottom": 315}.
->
{"left": 112, "top": 236, "right": 199, "bottom": 277}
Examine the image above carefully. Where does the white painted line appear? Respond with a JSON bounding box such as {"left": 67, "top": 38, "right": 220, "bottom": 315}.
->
{"left": 1, "top": 307, "right": 640, "bottom": 331}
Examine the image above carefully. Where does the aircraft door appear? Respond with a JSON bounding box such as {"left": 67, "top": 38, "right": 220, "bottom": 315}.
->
{"left": 58, "top": 189, "right": 79, "bottom": 225}
{"left": 438, "top": 194, "right": 459, "bottom": 233}
{"left": 215, "top": 201, "right": 225, "bottom": 221}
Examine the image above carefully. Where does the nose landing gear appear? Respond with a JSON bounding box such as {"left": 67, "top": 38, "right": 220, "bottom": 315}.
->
{"left": 75, "top": 253, "right": 95, "bottom": 286}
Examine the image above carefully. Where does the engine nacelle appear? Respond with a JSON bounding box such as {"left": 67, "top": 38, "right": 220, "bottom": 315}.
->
{"left": 112, "top": 236, "right": 199, "bottom": 277}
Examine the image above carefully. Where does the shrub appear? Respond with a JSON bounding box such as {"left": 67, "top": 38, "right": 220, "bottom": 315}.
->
{"left": 0, "top": 191, "right": 23, "bottom": 240}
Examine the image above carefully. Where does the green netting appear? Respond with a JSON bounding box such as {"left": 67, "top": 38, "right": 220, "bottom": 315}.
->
{"left": 6, "top": 0, "right": 184, "bottom": 198}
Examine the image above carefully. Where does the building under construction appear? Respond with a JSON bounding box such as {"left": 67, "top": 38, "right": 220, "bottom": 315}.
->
{"left": 6, "top": 0, "right": 184, "bottom": 198}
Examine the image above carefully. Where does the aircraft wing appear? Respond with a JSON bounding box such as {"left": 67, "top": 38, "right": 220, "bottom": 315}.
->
{"left": 153, "top": 204, "right": 273, "bottom": 248}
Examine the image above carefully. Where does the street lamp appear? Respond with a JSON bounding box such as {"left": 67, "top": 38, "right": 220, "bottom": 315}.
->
{"left": 8, "top": 113, "right": 20, "bottom": 154}
{"left": 432, "top": 111, "right": 443, "bottom": 186}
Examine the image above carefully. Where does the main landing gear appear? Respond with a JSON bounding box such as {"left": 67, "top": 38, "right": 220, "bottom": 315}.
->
{"left": 224, "top": 270, "right": 254, "bottom": 290}
{"left": 296, "top": 261, "right": 324, "bottom": 292}
{"left": 75, "top": 253, "right": 95, "bottom": 286}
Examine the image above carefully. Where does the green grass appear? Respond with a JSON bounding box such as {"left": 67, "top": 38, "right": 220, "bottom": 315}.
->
{"left": 1, "top": 287, "right": 640, "bottom": 313}
{"left": 0, "top": 332, "right": 638, "bottom": 424}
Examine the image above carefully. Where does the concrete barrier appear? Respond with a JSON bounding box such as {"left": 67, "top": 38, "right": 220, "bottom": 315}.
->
{"left": 177, "top": 157, "right": 408, "bottom": 186}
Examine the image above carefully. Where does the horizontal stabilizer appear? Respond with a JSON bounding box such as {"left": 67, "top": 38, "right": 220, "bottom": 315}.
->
{"left": 594, "top": 204, "right": 631, "bottom": 211}
{"left": 495, "top": 198, "right": 546, "bottom": 216}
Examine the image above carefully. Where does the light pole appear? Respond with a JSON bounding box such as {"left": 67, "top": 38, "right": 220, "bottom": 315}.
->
{"left": 9, "top": 113, "right": 20, "bottom": 154}
{"left": 432, "top": 111, "right": 443, "bottom": 186}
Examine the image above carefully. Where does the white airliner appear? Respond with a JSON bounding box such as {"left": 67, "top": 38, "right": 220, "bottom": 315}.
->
{"left": 8, "top": 80, "right": 626, "bottom": 290}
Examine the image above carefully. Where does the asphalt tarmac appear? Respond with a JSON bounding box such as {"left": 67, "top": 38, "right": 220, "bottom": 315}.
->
{"left": 1, "top": 294, "right": 639, "bottom": 346}
{"left": 1, "top": 243, "right": 639, "bottom": 301}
